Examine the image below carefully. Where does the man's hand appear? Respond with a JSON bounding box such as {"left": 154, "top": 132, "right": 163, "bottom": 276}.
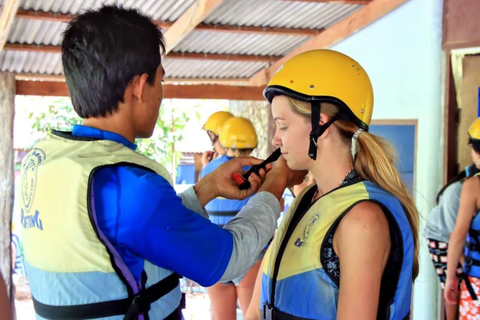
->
{"left": 276, "top": 157, "right": 308, "bottom": 189}
{"left": 258, "top": 156, "right": 308, "bottom": 200}
{"left": 194, "top": 157, "right": 270, "bottom": 207}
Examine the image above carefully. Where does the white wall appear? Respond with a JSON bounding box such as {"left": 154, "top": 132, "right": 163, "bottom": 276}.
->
{"left": 330, "top": 0, "right": 444, "bottom": 318}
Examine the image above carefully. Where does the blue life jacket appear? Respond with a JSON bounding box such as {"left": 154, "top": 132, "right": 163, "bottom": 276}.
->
{"left": 261, "top": 180, "right": 414, "bottom": 320}
{"left": 201, "top": 155, "right": 251, "bottom": 225}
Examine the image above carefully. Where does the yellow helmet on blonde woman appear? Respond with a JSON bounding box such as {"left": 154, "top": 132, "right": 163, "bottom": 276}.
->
{"left": 469, "top": 118, "right": 480, "bottom": 141}
{"left": 264, "top": 49, "right": 373, "bottom": 129}
{"left": 263, "top": 49, "right": 373, "bottom": 160}
{"left": 203, "top": 111, "right": 234, "bottom": 136}
{"left": 219, "top": 117, "right": 258, "bottom": 149}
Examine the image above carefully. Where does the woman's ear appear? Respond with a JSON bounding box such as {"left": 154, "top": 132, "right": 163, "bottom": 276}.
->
{"left": 318, "top": 113, "right": 333, "bottom": 139}
{"left": 319, "top": 113, "right": 329, "bottom": 126}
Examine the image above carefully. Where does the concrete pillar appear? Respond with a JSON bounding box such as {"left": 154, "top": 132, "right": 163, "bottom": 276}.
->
{"left": 0, "top": 72, "right": 15, "bottom": 315}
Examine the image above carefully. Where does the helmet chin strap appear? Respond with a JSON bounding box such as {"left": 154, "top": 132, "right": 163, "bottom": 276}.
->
{"left": 308, "top": 100, "right": 339, "bottom": 160}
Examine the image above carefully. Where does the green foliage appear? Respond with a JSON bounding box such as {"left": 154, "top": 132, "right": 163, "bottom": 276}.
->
{"left": 135, "top": 102, "right": 197, "bottom": 172}
{"left": 25, "top": 96, "right": 203, "bottom": 174}
{"left": 29, "top": 99, "right": 82, "bottom": 133}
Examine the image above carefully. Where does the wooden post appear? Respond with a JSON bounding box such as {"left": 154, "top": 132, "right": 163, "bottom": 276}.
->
{"left": 0, "top": 72, "right": 15, "bottom": 316}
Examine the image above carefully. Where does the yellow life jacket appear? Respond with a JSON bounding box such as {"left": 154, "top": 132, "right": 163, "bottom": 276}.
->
{"left": 261, "top": 180, "right": 414, "bottom": 320}
{"left": 20, "top": 131, "right": 183, "bottom": 320}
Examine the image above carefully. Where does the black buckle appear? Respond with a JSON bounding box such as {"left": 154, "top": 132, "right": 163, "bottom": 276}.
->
{"left": 131, "top": 294, "right": 151, "bottom": 315}
{"left": 466, "top": 257, "right": 473, "bottom": 268}
{"left": 263, "top": 303, "right": 273, "bottom": 320}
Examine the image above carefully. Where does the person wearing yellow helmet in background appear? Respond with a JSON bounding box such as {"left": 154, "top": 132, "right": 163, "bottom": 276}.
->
{"left": 200, "top": 116, "right": 263, "bottom": 319}
{"left": 245, "top": 49, "right": 419, "bottom": 320}
{"left": 446, "top": 118, "right": 480, "bottom": 318}
{"left": 201, "top": 111, "right": 234, "bottom": 168}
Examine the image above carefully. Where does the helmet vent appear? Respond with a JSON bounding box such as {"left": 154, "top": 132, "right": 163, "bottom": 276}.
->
{"left": 309, "top": 85, "right": 315, "bottom": 89}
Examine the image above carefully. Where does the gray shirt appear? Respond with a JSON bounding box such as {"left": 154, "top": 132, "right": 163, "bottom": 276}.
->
{"left": 179, "top": 187, "right": 280, "bottom": 281}
{"left": 423, "top": 181, "right": 463, "bottom": 243}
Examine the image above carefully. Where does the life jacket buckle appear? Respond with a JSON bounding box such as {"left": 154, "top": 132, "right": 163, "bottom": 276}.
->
{"left": 263, "top": 303, "right": 273, "bottom": 320}
{"left": 465, "top": 256, "right": 473, "bottom": 268}
{"left": 468, "top": 242, "right": 478, "bottom": 252}
{"left": 130, "top": 294, "right": 151, "bottom": 316}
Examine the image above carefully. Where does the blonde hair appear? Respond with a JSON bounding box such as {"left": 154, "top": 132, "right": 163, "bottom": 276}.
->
{"left": 287, "top": 97, "right": 419, "bottom": 280}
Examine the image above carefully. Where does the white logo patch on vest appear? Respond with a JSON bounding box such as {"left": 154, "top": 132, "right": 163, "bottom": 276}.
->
{"left": 21, "top": 148, "right": 46, "bottom": 213}
{"left": 294, "top": 213, "right": 320, "bottom": 247}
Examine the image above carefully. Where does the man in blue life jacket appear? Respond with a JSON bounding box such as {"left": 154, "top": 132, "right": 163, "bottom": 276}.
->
{"left": 19, "top": 5, "right": 303, "bottom": 320}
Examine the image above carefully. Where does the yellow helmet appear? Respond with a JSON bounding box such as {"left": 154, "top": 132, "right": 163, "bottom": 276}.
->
{"left": 469, "top": 118, "right": 480, "bottom": 141}
{"left": 263, "top": 49, "right": 374, "bottom": 130}
{"left": 219, "top": 117, "right": 258, "bottom": 149}
{"left": 203, "top": 111, "right": 234, "bottom": 136}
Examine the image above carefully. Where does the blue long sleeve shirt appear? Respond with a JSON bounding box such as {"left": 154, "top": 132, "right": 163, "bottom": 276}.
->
{"left": 72, "top": 125, "right": 234, "bottom": 286}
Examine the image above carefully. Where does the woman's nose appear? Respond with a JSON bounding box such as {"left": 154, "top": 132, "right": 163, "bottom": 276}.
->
{"left": 271, "top": 133, "right": 281, "bottom": 148}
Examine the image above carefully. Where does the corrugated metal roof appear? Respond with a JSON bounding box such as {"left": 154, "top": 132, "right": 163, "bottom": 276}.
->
{"left": 163, "top": 59, "right": 266, "bottom": 79}
{"left": 204, "top": 0, "right": 361, "bottom": 29}
{"left": 1, "top": 0, "right": 366, "bottom": 79}
{"left": 0, "top": 50, "right": 63, "bottom": 74}
{"left": 9, "top": 18, "right": 65, "bottom": 45}
{"left": 173, "top": 31, "right": 311, "bottom": 56}
{"left": 0, "top": 49, "right": 265, "bottom": 79}
{"left": 19, "top": 0, "right": 197, "bottom": 21}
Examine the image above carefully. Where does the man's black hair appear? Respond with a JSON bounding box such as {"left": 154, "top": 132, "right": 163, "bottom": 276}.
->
{"left": 61, "top": 5, "right": 165, "bottom": 118}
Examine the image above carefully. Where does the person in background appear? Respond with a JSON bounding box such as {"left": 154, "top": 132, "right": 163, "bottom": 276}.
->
{"left": 279, "top": 171, "right": 315, "bottom": 225}
{"left": 201, "top": 116, "right": 263, "bottom": 319}
{"left": 424, "top": 163, "right": 478, "bottom": 320}
{"left": 446, "top": 117, "right": 480, "bottom": 319}
{"left": 246, "top": 49, "right": 418, "bottom": 320}
{"left": 201, "top": 111, "right": 234, "bottom": 169}
{"left": 19, "top": 6, "right": 304, "bottom": 319}
{"left": 292, "top": 171, "right": 315, "bottom": 197}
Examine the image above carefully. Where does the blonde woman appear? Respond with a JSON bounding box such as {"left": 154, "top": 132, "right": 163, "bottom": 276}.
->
{"left": 246, "top": 49, "right": 418, "bottom": 320}
{"left": 201, "top": 117, "right": 263, "bottom": 319}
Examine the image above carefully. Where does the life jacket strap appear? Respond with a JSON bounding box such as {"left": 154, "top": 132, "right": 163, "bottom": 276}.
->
{"left": 459, "top": 274, "right": 479, "bottom": 301}
{"left": 33, "top": 272, "right": 183, "bottom": 320}
{"left": 262, "top": 303, "right": 312, "bottom": 320}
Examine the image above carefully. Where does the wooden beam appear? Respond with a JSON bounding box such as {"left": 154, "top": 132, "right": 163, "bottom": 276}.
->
{"left": 4, "top": 43, "right": 281, "bottom": 63}
{"left": 249, "top": 0, "right": 409, "bottom": 86}
{"left": 16, "top": 81, "right": 265, "bottom": 100}
{"left": 165, "top": 78, "right": 250, "bottom": 85}
{"left": 163, "top": 0, "right": 226, "bottom": 53}
{"left": 164, "top": 84, "right": 264, "bottom": 100}
{"left": 16, "top": 9, "right": 321, "bottom": 36}
{"left": 285, "top": 0, "right": 372, "bottom": 4}
{"left": 16, "top": 80, "right": 69, "bottom": 96}
{"left": 0, "top": 72, "right": 15, "bottom": 316}
{"left": 16, "top": 9, "right": 74, "bottom": 22}
{"left": 15, "top": 73, "right": 66, "bottom": 82}
{"left": 167, "top": 52, "right": 280, "bottom": 63}
{"left": 444, "top": 52, "right": 459, "bottom": 182}
{"left": 4, "top": 43, "right": 61, "bottom": 53}
{"left": 194, "top": 24, "right": 321, "bottom": 36}
{"left": 0, "top": 0, "right": 20, "bottom": 53}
